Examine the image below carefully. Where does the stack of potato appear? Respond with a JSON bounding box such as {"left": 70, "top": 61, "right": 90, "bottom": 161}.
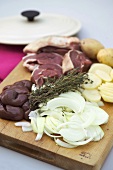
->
{"left": 80, "top": 38, "right": 113, "bottom": 103}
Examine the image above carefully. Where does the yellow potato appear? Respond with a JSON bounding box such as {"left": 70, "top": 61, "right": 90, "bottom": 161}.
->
{"left": 98, "top": 82, "right": 113, "bottom": 91}
{"left": 81, "top": 38, "right": 104, "bottom": 59}
{"left": 100, "top": 94, "right": 113, "bottom": 103}
{"left": 110, "top": 69, "right": 113, "bottom": 79}
{"left": 83, "top": 73, "right": 102, "bottom": 89}
{"left": 89, "top": 63, "right": 112, "bottom": 75}
{"left": 82, "top": 89, "right": 101, "bottom": 102}
{"left": 104, "top": 82, "right": 113, "bottom": 87}
{"left": 98, "top": 86, "right": 113, "bottom": 92}
{"left": 97, "top": 48, "right": 113, "bottom": 67}
{"left": 95, "top": 70, "right": 112, "bottom": 82}
{"left": 99, "top": 90, "right": 113, "bottom": 97}
{"left": 98, "top": 82, "right": 113, "bottom": 102}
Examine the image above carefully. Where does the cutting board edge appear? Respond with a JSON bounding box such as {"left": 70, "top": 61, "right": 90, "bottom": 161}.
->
{"left": 93, "top": 137, "right": 113, "bottom": 170}
{"left": 0, "top": 133, "right": 97, "bottom": 170}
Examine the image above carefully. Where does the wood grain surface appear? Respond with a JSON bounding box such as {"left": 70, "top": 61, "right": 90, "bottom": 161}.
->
{"left": 0, "top": 61, "right": 113, "bottom": 170}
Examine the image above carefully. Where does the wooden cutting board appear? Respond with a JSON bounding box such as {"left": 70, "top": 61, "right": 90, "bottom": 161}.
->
{"left": 0, "top": 61, "right": 113, "bottom": 170}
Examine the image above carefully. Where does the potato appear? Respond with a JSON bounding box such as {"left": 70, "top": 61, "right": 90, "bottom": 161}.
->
{"left": 98, "top": 82, "right": 113, "bottom": 102}
{"left": 99, "top": 87, "right": 113, "bottom": 93}
{"left": 89, "top": 63, "right": 112, "bottom": 75}
{"left": 80, "top": 38, "right": 104, "bottom": 59}
{"left": 97, "top": 48, "right": 113, "bottom": 67}
{"left": 110, "top": 69, "right": 113, "bottom": 79}
{"left": 98, "top": 85, "right": 113, "bottom": 91}
{"left": 100, "top": 91, "right": 113, "bottom": 97}
{"left": 95, "top": 70, "right": 112, "bottom": 82}
{"left": 82, "top": 73, "right": 102, "bottom": 89}
{"left": 82, "top": 89, "right": 101, "bottom": 102}
{"left": 103, "top": 82, "right": 113, "bottom": 88}
{"left": 100, "top": 94, "right": 113, "bottom": 103}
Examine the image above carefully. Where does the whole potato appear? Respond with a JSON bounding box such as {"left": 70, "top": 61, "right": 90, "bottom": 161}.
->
{"left": 97, "top": 48, "right": 113, "bottom": 67}
{"left": 80, "top": 38, "right": 104, "bottom": 59}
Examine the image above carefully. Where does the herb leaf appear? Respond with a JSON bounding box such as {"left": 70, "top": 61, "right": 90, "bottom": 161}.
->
{"left": 29, "top": 69, "right": 90, "bottom": 110}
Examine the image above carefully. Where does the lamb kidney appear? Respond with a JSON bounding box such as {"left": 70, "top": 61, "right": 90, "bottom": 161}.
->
{"left": 0, "top": 80, "right": 32, "bottom": 121}
{"left": 0, "top": 104, "right": 24, "bottom": 121}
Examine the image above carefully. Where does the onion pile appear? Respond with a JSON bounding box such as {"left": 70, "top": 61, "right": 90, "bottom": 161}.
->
{"left": 15, "top": 91, "right": 109, "bottom": 148}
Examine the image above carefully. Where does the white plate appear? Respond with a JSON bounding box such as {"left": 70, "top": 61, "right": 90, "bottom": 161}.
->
{"left": 0, "top": 13, "right": 81, "bottom": 45}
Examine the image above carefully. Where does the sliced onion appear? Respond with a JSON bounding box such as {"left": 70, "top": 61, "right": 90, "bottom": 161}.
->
{"left": 70, "top": 114, "right": 83, "bottom": 123}
{"left": 44, "top": 129, "right": 61, "bottom": 138}
{"left": 22, "top": 126, "right": 32, "bottom": 132}
{"left": 86, "top": 105, "right": 109, "bottom": 125}
{"left": 59, "top": 91, "right": 85, "bottom": 112}
{"left": 15, "top": 122, "right": 31, "bottom": 127}
{"left": 31, "top": 118, "right": 38, "bottom": 133}
{"left": 14, "top": 90, "right": 109, "bottom": 148}
{"left": 86, "top": 125, "right": 104, "bottom": 141}
{"left": 57, "top": 121, "right": 81, "bottom": 130}
{"left": 65, "top": 115, "right": 72, "bottom": 121}
{"left": 44, "top": 124, "right": 53, "bottom": 134}
{"left": 50, "top": 117, "right": 63, "bottom": 127}
{"left": 40, "top": 110, "right": 58, "bottom": 117}
{"left": 59, "top": 128, "right": 86, "bottom": 142}
{"left": 47, "top": 97, "right": 82, "bottom": 113}
{"left": 94, "top": 126, "right": 104, "bottom": 141}
{"left": 80, "top": 106, "right": 96, "bottom": 128}
{"left": 37, "top": 117, "right": 45, "bottom": 133}
{"left": 54, "top": 138, "right": 75, "bottom": 148}
{"left": 64, "top": 137, "right": 93, "bottom": 146}
{"left": 15, "top": 122, "right": 32, "bottom": 132}
{"left": 29, "top": 110, "right": 39, "bottom": 119}
{"left": 45, "top": 116, "right": 59, "bottom": 133}
{"left": 59, "top": 91, "right": 84, "bottom": 101}
{"left": 35, "top": 133, "right": 43, "bottom": 141}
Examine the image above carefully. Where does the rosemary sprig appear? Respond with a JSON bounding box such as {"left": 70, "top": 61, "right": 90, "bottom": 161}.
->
{"left": 29, "top": 69, "right": 90, "bottom": 110}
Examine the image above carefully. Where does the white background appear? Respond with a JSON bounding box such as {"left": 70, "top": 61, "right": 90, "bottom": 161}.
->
{"left": 0, "top": 0, "right": 113, "bottom": 170}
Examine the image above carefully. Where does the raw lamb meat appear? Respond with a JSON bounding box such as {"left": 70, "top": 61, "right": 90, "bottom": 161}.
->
{"left": 31, "top": 64, "right": 62, "bottom": 86}
{"left": 62, "top": 50, "right": 92, "bottom": 73}
{"left": 22, "top": 36, "right": 92, "bottom": 87}
{"left": 23, "top": 36, "right": 80, "bottom": 53}
{"left": 23, "top": 52, "right": 63, "bottom": 71}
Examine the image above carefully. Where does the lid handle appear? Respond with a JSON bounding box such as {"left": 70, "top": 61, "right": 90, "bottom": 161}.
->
{"left": 21, "top": 10, "right": 40, "bottom": 21}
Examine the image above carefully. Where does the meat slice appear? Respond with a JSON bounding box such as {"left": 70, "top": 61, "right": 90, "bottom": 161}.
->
{"left": 23, "top": 36, "right": 80, "bottom": 53}
{"left": 38, "top": 46, "right": 69, "bottom": 55}
{"left": 62, "top": 50, "right": 92, "bottom": 73}
{"left": 70, "top": 51, "right": 92, "bottom": 72}
{"left": 39, "top": 64, "right": 62, "bottom": 76}
{"left": 31, "top": 68, "right": 45, "bottom": 85}
{"left": 22, "top": 52, "right": 63, "bottom": 71}
{"left": 62, "top": 52, "right": 74, "bottom": 74}
{"left": 34, "top": 53, "right": 63, "bottom": 65}
{"left": 22, "top": 53, "right": 39, "bottom": 71}
{"left": 31, "top": 64, "right": 62, "bottom": 86}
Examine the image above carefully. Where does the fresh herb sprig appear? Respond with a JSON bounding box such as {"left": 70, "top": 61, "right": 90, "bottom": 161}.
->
{"left": 29, "top": 69, "right": 90, "bottom": 110}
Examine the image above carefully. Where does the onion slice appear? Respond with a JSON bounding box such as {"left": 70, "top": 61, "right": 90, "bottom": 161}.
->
{"left": 54, "top": 138, "right": 75, "bottom": 148}
{"left": 47, "top": 97, "right": 82, "bottom": 113}
{"left": 15, "top": 122, "right": 31, "bottom": 127}
{"left": 59, "top": 128, "right": 86, "bottom": 142}
{"left": 64, "top": 137, "right": 93, "bottom": 146}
